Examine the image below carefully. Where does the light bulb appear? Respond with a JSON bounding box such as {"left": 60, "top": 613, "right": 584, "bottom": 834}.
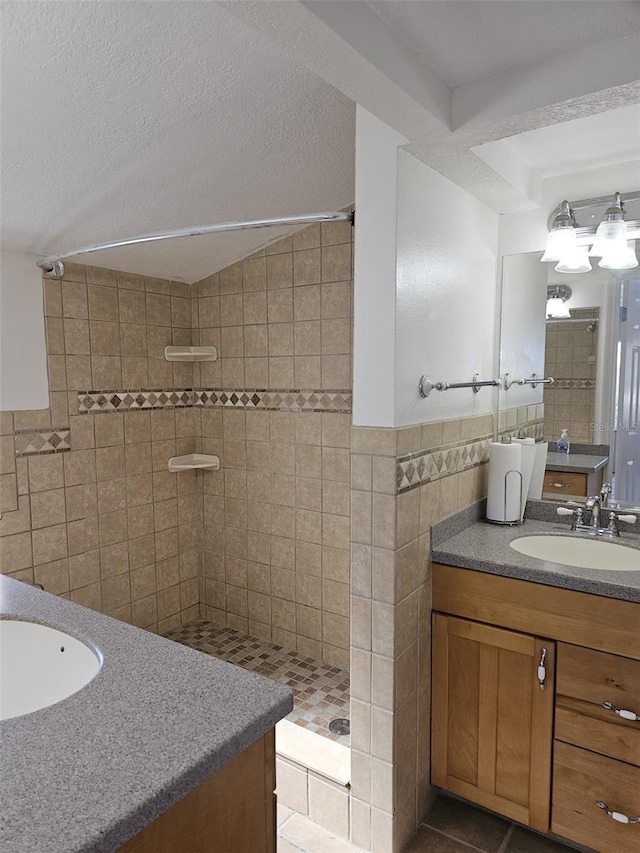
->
{"left": 598, "top": 240, "right": 639, "bottom": 270}
{"left": 554, "top": 246, "right": 592, "bottom": 274}
{"left": 546, "top": 297, "right": 571, "bottom": 318}
{"left": 541, "top": 226, "right": 576, "bottom": 262}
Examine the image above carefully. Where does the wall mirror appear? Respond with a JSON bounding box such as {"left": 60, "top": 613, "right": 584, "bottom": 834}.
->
{"left": 499, "top": 251, "right": 640, "bottom": 509}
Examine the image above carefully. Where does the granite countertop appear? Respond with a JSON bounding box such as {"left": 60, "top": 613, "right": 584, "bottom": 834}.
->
{"left": 0, "top": 576, "right": 293, "bottom": 853}
{"left": 545, "top": 452, "right": 608, "bottom": 474}
{"left": 432, "top": 517, "right": 640, "bottom": 603}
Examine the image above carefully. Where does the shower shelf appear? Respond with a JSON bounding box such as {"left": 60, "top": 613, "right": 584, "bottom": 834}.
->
{"left": 168, "top": 453, "right": 220, "bottom": 472}
{"left": 164, "top": 346, "right": 218, "bottom": 362}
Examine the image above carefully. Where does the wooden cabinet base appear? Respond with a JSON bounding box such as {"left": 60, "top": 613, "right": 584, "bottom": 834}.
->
{"left": 552, "top": 741, "right": 640, "bottom": 853}
{"left": 431, "top": 614, "right": 553, "bottom": 832}
{"left": 120, "top": 731, "right": 276, "bottom": 853}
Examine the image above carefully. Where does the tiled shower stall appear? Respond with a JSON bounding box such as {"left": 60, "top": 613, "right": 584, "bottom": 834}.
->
{"left": 0, "top": 215, "right": 498, "bottom": 850}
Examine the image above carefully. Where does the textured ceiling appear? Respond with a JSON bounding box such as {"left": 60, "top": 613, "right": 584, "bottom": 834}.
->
{"left": 483, "top": 104, "right": 640, "bottom": 179}
{"left": 2, "top": 1, "right": 639, "bottom": 282}
{"left": 367, "top": 0, "right": 640, "bottom": 87}
{"left": 0, "top": 2, "right": 355, "bottom": 281}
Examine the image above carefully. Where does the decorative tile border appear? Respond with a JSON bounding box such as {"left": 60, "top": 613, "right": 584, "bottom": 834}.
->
{"left": 14, "top": 427, "right": 71, "bottom": 456}
{"left": 548, "top": 378, "right": 595, "bottom": 390}
{"left": 78, "top": 389, "right": 193, "bottom": 414}
{"left": 77, "top": 388, "right": 352, "bottom": 415}
{"left": 396, "top": 435, "right": 492, "bottom": 493}
{"left": 195, "top": 388, "right": 352, "bottom": 413}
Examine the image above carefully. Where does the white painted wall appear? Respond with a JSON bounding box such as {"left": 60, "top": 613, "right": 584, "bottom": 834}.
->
{"left": 395, "top": 150, "right": 499, "bottom": 425}
{"left": 352, "top": 107, "right": 407, "bottom": 427}
{"left": 498, "top": 253, "right": 547, "bottom": 411}
{"left": 0, "top": 251, "right": 49, "bottom": 411}
{"left": 499, "top": 160, "right": 640, "bottom": 256}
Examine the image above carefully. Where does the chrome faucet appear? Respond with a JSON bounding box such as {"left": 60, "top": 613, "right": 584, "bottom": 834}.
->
{"left": 600, "top": 483, "right": 612, "bottom": 507}
{"left": 558, "top": 496, "right": 637, "bottom": 537}
{"left": 585, "top": 494, "right": 601, "bottom": 530}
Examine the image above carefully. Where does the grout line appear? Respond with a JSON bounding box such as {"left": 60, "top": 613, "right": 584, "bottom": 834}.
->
{"left": 419, "top": 823, "right": 492, "bottom": 853}
{"left": 497, "top": 824, "right": 514, "bottom": 853}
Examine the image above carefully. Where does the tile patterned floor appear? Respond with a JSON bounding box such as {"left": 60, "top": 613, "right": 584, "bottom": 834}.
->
{"left": 405, "top": 796, "right": 576, "bottom": 853}
{"left": 164, "top": 619, "right": 350, "bottom": 743}
{"left": 276, "top": 796, "right": 578, "bottom": 853}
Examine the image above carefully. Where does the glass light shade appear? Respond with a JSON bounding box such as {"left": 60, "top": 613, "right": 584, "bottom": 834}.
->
{"left": 590, "top": 219, "right": 627, "bottom": 257}
{"left": 546, "top": 297, "right": 571, "bottom": 318}
{"left": 598, "top": 240, "right": 639, "bottom": 270}
{"left": 541, "top": 226, "right": 576, "bottom": 262}
{"left": 554, "top": 246, "right": 592, "bottom": 274}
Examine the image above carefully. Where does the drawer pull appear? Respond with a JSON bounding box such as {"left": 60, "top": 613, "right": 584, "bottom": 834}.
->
{"left": 603, "top": 701, "right": 639, "bottom": 722}
{"left": 550, "top": 482, "right": 571, "bottom": 488}
{"left": 595, "top": 801, "right": 640, "bottom": 824}
{"left": 537, "top": 647, "right": 547, "bottom": 691}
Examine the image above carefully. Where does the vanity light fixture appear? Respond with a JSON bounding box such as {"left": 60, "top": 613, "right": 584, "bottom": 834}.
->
{"left": 541, "top": 201, "right": 577, "bottom": 263}
{"left": 546, "top": 285, "right": 572, "bottom": 318}
{"left": 542, "top": 191, "right": 640, "bottom": 273}
{"left": 590, "top": 192, "right": 639, "bottom": 271}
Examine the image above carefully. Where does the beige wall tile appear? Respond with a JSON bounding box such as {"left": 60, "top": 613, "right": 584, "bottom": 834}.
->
{"left": 30, "top": 488, "right": 66, "bottom": 529}
{"left": 308, "top": 776, "right": 349, "bottom": 840}
{"left": 0, "top": 473, "right": 18, "bottom": 513}
{"left": 0, "top": 531, "right": 33, "bottom": 570}
{"left": 34, "top": 558, "right": 69, "bottom": 595}
{"left": 266, "top": 253, "right": 293, "bottom": 290}
{"left": 32, "top": 522, "right": 68, "bottom": 564}
{"left": 276, "top": 758, "right": 308, "bottom": 815}
{"left": 29, "top": 454, "right": 65, "bottom": 493}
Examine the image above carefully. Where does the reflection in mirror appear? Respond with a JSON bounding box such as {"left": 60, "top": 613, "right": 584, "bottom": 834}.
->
{"left": 499, "top": 252, "right": 640, "bottom": 508}
{"left": 544, "top": 306, "right": 599, "bottom": 444}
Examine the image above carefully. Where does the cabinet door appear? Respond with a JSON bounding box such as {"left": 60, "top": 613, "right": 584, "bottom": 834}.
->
{"left": 432, "top": 614, "right": 554, "bottom": 832}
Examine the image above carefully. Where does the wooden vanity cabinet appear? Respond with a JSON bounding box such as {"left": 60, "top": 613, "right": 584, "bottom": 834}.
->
{"left": 120, "top": 730, "right": 276, "bottom": 853}
{"left": 431, "top": 614, "right": 554, "bottom": 831}
{"left": 432, "top": 564, "right": 640, "bottom": 853}
{"left": 542, "top": 468, "right": 603, "bottom": 500}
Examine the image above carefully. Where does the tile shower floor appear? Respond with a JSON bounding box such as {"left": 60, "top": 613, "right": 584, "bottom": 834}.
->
{"left": 164, "top": 619, "right": 350, "bottom": 743}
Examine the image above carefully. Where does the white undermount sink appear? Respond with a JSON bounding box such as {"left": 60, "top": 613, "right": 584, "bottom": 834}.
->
{"left": 510, "top": 535, "right": 640, "bottom": 572}
{"left": 0, "top": 619, "right": 102, "bottom": 721}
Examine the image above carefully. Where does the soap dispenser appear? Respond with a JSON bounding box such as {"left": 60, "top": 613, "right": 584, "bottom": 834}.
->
{"left": 557, "top": 428, "right": 570, "bottom": 454}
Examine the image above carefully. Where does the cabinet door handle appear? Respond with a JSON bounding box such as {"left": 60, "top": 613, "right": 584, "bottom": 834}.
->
{"left": 537, "top": 648, "right": 547, "bottom": 691}
{"left": 596, "top": 801, "right": 640, "bottom": 824}
{"left": 603, "top": 701, "right": 640, "bottom": 722}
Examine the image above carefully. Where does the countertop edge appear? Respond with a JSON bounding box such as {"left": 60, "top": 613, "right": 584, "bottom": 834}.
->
{"left": 431, "top": 547, "right": 640, "bottom": 602}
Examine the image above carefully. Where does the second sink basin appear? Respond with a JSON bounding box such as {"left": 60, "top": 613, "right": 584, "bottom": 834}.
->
{"left": 0, "top": 619, "right": 102, "bottom": 721}
{"left": 510, "top": 535, "right": 640, "bottom": 571}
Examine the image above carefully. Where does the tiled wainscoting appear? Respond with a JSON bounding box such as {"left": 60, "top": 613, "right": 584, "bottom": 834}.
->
{"left": 348, "top": 414, "right": 493, "bottom": 852}
{"left": 497, "top": 403, "right": 544, "bottom": 440}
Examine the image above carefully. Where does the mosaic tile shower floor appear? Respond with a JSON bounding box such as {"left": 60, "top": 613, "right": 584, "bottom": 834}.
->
{"left": 164, "top": 620, "right": 350, "bottom": 744}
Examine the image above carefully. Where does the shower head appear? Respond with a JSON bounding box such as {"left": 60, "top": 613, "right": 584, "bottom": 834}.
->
{"left": 586, "top": 319, "right": 598, "bottom": 333}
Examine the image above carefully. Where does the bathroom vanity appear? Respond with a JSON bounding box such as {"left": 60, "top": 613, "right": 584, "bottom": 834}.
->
{"left": 0, "top": 576, "right": 292, "bottom": 853}
{"left": 543, "top": 451, "right": 609, "bottom": 500}
{"left": 432, "top": 517, "right": 640, "bottom": 853}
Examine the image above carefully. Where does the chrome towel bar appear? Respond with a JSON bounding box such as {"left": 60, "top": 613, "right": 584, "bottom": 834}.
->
{"left": 502, "top": 374, "right": 555, "bottom": 390}
{"left": 419, "top": 373, "right": 500, "bottom": 398}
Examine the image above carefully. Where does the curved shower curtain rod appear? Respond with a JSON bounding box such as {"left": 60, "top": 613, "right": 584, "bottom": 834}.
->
{"left": 36, "top": 210, "right": 354, "bottom": 278}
